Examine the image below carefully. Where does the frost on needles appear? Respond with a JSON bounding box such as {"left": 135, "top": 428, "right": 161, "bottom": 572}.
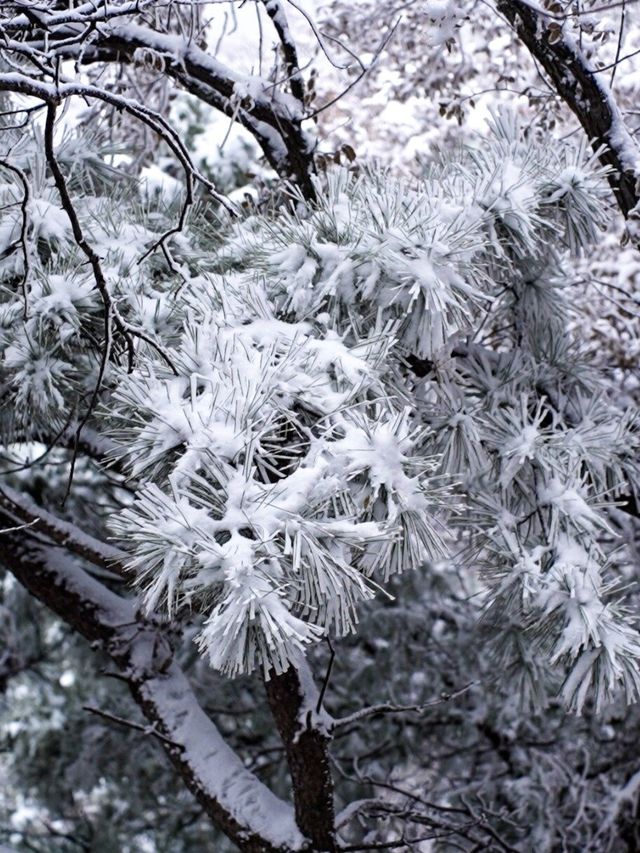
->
{"left": 3, "top": 112, "right": 640, "bottom": 712}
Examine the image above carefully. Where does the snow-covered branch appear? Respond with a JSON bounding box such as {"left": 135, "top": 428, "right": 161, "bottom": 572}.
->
{"left": 0, "top": 485, "right": 126, "bottom": 577}
{"left": 497, "top": 0, "right": 640, "bottom": 224}
{"left": 261, "top": 0, "right": 306, "bottom": 105}
{"left": 0, "top": 503, "right": 305, "bottom": 852}
{"left": 0, "top": 3, "right": 316, "bottom": 195}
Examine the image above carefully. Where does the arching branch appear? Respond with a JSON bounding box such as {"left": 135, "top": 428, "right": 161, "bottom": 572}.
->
{"left": 0, "top": 4, "right": 316, "bottom": 196}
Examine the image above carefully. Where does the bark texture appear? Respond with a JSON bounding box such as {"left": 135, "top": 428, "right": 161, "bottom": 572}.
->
{"left": 497, "top": 0, "right": 639, "bottom": 220}
{"left": 265, "top": 666, "right": 337, "bottom": 852}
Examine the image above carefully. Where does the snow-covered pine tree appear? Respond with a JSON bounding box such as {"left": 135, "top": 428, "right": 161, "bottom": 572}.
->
{"left": 2, "top": 2, "right": 640, "bottom": 851}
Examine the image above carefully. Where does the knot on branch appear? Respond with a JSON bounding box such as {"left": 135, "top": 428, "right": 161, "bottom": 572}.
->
{"left": 107, "top": 621, "right": 173, "bottom": 681}
{"left": 133, "top": 46, "right": 167, "bottom": 73}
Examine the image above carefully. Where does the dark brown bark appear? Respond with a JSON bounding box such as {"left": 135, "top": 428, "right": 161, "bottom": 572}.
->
{"left": 497, "top": 0, "right": 639, "bottom": 220}
{"left": 261, "top": 0, "right": 306, "bottom": 105}
{"left": 265, "top": 666, "right": 337, "bottom": 852}
{"left": 0, "top": 487, "right": 126, "bottom": 576}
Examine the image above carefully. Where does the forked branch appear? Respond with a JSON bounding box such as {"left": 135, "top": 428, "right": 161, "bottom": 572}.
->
{"left": 0, "top": 502, "right": 305, "bottom": 852}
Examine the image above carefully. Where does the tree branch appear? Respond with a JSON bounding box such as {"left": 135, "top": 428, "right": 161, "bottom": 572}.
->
{"left": 330, "top": 682, "right": 474, "bottom": 730}
{"left": 496, "top": 0, "right": 640, "bottom": 221}
{"left": 0, "top": 485, "right": 126, "bottom": 577}
{"left": 0, "top": 508, "right": 305, "bottom": 853}
{"left": 0, "top": 8, "right": 316, "bottom": 196}
{"left": 261, "top": 0, "right": 306, "bottom": 105}
{"left": 264, "top": 660, "right": 337, "bottom": 851}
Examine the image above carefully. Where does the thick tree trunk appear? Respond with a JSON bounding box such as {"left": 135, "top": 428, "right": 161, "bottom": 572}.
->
{"left": 265, "top": 666, "right": 337, "bottom": 852}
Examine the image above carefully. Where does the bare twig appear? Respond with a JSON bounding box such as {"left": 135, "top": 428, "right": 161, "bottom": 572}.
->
{"left": 83, "top": 704, "right": 181, "bottom": 747}
{"left": 331, "top": 682, "right": 474, "bottom": 730}
{"left": 611, "top": 0, "right": 626, "bottom": 87}
{"left": 316, "top": 636, "right": 335, "bottom": 714}
{"left": 0, "top": 158, "right": 31, "bottom": 317}
{"left": 43, "top": 101, "right": 115, "bottom": 499}
{"left": 0, "top": 517, "right": 38, "bottom": 534}
{"left": 306, "top": 20, "right": 400, "bottom": 120}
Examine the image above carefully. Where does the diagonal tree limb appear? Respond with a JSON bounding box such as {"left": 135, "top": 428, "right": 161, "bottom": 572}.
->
{"left": 0, "top": 507, "right": 306, "bottom": 853}
{"left": 496, "top": 0, "right": 640, "bottom": 221}
{"left": 261, "top": 0, "right": 306, "bottom": 104}
{"left": 0, "top": 485, "right": 127, "bottom": 577}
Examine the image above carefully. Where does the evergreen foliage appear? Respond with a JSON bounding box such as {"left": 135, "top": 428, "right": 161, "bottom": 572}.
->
{"left": 2, "top": 2, "right": 640, "bottom": 850}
